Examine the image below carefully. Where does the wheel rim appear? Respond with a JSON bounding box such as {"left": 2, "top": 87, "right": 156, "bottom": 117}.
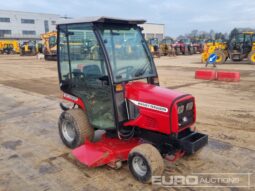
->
{"left": 132, "top": 156, "right": 148, "bottom": 176}
{"left": 216, "top": 54, "right": 222, "bottom": 62}
{"left": 62, "top": 120, "right": 75, "bottom": 142}
{"left": 251, "top": 54, "right": 255, "bottom": 62}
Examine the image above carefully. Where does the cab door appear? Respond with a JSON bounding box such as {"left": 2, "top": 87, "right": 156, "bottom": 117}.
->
{"left": 58, "top": 23, "right": 115, "bottom": 130}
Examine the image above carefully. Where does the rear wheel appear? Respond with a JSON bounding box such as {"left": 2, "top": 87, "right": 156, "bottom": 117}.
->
{"left": 176, "top": 47, "right": 181, "bottom": 55}
{"left": 213, "top": 50, "right": 226, "bottom": 64}
{"left": 58, "top": 109, "right": 94, "bottom": 148}
{"left": 184, "top": 46, "right": 189, "bottom": 55}
{"left": 248, "top": 50, "right": 255, "bottom": 64}
{"left": 128, "top": 144, "right": 164, "bottom": 183}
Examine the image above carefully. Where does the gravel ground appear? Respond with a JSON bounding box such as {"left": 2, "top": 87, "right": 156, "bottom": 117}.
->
{"left": 0, "top": 54, "right": 254, "bottom": 191}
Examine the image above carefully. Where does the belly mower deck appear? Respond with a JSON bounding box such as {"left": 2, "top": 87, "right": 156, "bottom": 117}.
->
{"left": 72, "top": 134, "right": 141, "bottom": 167}
{"left": 72, "top": 130, "right": 208, "bottom": 168}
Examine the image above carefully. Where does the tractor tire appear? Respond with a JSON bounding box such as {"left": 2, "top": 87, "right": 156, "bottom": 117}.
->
{"left": 194, "top": 47, "right": 198, "bottom": 54}
{"left": 191, "top": 47, "right": 195, "bottom": 55}
{"left": 248, "top": 50, "right": 255, "bottom": 64}
{"left": 184, "top": 46, "right": 189, "bottom": 55}
{"left": 176, "top": 47, "right": 181, "bottom": 55}
{"left": 128, "top": 144, "right": 164, "bottom": 183}
{"left": 213, "top": 50, "right": 226, "bottom": 64}
{"left": 58, "top": 109, "right": 94, "bottom": 149}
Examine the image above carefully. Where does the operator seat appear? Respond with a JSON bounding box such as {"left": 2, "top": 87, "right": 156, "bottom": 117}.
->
{"left": 83, "top": 65, "right": 101, "bottom": 78}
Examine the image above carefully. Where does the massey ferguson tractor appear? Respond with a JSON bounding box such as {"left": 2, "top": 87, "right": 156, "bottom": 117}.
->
{"left": 56, "top": 17, "right": 208, "bottom": 183}
{"left": 173, "top": 38, "right": 194, "bottom": 55}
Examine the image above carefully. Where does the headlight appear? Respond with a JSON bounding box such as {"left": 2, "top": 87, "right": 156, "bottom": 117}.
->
{"left": 178, "top": 105, "right": 184, "bottom": 114}
{"left": 186, "top": 102, "right": 194, "bottom": 111}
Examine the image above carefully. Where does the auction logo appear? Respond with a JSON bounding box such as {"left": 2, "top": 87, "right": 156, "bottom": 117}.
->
{"left": 152, "top": 173, "right": 252, "bottom": 188}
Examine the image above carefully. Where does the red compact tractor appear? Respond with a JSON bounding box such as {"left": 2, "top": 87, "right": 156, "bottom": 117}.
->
{"left": 173, "top": 38, "right": 194, "bottom": 55}
{"left": 57, "top": 17, "right": 208, "bottom": 183}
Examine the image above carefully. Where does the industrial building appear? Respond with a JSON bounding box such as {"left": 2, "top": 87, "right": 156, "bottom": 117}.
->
{"left": 0, "top": 10, "right": 61, "bottom": 40}
{"left": 0, "top": 10, "right": 165, "bottom": 41}
{"left": 140, "top": 23, "right": 165, "bottom": 41}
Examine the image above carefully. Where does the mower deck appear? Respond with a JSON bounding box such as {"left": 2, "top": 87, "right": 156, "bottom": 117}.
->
{"left": 72, "top": 134, "right": 141, "bottom": 167}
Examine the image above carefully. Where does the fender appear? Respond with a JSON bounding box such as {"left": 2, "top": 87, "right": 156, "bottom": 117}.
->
{"left": 62, "top": 93, "right": 85, "bottom": 110}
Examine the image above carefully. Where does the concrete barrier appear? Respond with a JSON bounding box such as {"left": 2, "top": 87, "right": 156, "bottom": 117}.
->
{"left": 217, "top": 71, "right": 240, "bottom": 82}
{"left": 195, "top": 70, "right": 217, "bottom": 80}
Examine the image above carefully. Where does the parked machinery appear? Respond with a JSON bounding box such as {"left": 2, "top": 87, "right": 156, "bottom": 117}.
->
{"left": 191, "top": 39, "right": 203, "bottom": 54}
{"left": 160, "top": 37, "right": 176, "bottom": 56}
{"left": 41, "top": 31, "right": 57, "bottom": 60}
{"left": 202, "top": 32, "right": 255, "bottom": 64}
{"left": 0, "top": 40, "right": 20, "bottom": 54}
{"left": 173, "top": 38, "right": 194, "bottom": 55}
{"left": 147, "top": 38, "right": 160, "bottom": 58}
{"left": 20, "top": 40, "right": 38, "bottom": 56}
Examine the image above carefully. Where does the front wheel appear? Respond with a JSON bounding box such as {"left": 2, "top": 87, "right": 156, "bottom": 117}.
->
{"left": 248, "top": 50, "right": 255, "bottom": 64}
{"left": 213, "top": 50, "right": 226, "bottom": 64}
{"left": 128, "top": 144, "right": 164, "bottom": 183}
{"left": 58, "top": 109, "right": 94, "bottom": 149}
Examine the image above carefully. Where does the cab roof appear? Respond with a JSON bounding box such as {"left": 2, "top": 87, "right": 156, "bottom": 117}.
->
{"left": 57, "top": 16, "right": 146, "bottom": 26}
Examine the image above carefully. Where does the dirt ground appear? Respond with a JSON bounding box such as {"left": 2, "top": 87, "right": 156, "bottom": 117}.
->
{"left": 0, "top": 54, "right": 254, "bottom": 191}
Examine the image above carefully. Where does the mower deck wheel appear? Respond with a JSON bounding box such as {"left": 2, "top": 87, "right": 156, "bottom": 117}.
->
{"left": 128, "top": 144, "right": 164, "bottom": 183}
{"left": 58, "top": 109, "right": 94, "bottom": 149}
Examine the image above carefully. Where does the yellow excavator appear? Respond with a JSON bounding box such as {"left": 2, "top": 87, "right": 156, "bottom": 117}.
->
{"left": 41, "top": 31, "right": 57, "bottom": 60}
{"left": 201, "top": 32, "right": 255, "bottom": 64}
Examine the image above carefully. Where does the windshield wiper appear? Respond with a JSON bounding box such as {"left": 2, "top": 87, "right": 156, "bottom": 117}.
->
{"left": 134, "top": 62, "right": 149, "bottom": 77}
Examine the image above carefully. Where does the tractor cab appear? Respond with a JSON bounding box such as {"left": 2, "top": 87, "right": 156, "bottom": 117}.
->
{"left": 57, "top": 17, "right": 208, "bottom": 183}
{"left": 58, "top": 17, "right": 157, "bottom": 130}
{"left": 228, "top": 32, "right": 255, "bottom": 60}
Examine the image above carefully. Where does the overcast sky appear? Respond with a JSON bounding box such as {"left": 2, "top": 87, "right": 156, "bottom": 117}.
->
{"left": 1, "top": 0, "right": 255, "bottom": 37}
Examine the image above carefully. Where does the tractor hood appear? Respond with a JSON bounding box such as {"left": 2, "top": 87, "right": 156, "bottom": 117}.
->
{"left": 125, "top": 81, "right": 186, "bottom": 112}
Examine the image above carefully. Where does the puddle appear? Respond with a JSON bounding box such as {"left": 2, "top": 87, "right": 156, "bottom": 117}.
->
{"left": 39, "top": 162, "right": 61, "bottom": 175}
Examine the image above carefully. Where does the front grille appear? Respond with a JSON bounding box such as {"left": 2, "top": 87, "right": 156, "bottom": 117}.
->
{"left": 177, "top": 98, "right": 194, "bottom": 129}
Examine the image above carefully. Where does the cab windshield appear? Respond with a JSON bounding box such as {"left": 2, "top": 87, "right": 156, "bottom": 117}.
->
{"left": 99, "top": 24, "right": 156, "bottom": 83}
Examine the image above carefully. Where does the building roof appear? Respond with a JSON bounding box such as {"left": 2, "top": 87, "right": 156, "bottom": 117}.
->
{"left": 57, "top": 16, "right": 146, "bottom": 25}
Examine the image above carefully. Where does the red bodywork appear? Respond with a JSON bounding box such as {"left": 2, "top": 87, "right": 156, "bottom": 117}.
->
{"left": 69, "top": 81, "right": 196, "bottom": 167}
{"left": 124, "top": 82, "right": 196, "bottom": 134}
{"left": 72, "top": 134, "right": 141, "bottom": 167}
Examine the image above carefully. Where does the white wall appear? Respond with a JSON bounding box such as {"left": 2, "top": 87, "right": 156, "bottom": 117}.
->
{"left": 140, "top": 23, "right": 165, "bottom": 41}
{"left": 0, "top": 10, "right": 60, "bottom": 39}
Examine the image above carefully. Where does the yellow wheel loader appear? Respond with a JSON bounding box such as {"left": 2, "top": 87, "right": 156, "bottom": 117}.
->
{"left": 201, "top": 32, "right": 255, "bottom": 64}
{"left": 0, "top": 40, "right": 20, "bottom": 54}
{"left": 147, "top": 38, "right": 160, "bottom": 58}
{"left": 20, "top": 40, "right": 38, "bottom": 56}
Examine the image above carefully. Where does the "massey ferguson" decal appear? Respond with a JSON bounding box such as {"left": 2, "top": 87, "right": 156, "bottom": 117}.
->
{"left": 63, "top": 93, "right": 78, "bottom": 101}
{"left": 130, "top": 99, "right": 168, "bottom": 113}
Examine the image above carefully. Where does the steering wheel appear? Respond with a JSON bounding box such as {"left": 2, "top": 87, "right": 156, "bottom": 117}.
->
{"left": 116, "top": 66, "right": 134, "bottom": 79}
{"left": 68, "top": 70, "right": 85, "bottom": 80}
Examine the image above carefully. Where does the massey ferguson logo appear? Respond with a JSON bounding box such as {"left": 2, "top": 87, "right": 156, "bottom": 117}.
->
{"left": 63, "top": 93, "right": 78, "bottom": 101}
{"left": 130, "top": 99, "right": 168, "bottom": 113}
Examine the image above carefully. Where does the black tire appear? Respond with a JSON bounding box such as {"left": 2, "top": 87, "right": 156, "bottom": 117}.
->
{"left": 176, "top": 47, "right": 181, "bottom": 55}
{"left": 213, "top": 50, "right": 226, "bottom": 64}
{"left": 184, "top": 46, "right": 189, "bottom": 55}
{"left": 58, "top": 109, "right": 94, "bottom": 149}
{"left": 248, "top": 50, "right": 255, "bottom": 64}
{"left": 194, "top": 47, "right": 198, "bottom": 54}
{"left": 128, "top": 144, "right": 164, "bottom": 183}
